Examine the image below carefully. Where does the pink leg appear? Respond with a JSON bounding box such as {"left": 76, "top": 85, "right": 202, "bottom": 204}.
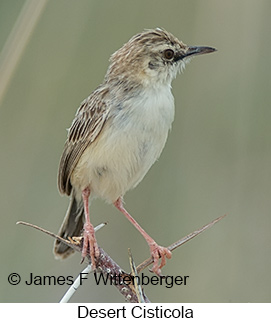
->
{"left": 81, "top": 187, "right": 99, "bottom": 268}
{"left": 114, "top": 197, "right": 171, "bottom": 276}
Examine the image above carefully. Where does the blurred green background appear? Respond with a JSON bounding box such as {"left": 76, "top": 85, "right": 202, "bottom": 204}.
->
{"left": 1, "top": 0, "right": 270, "bottom": 303}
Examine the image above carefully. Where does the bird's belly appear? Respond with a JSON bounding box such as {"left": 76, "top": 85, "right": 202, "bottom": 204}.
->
{"left": 72, "top": 123, "right": 168, "bottom": 202}
{"left": 72, "top": 89, "right": 174, "bottom": 203}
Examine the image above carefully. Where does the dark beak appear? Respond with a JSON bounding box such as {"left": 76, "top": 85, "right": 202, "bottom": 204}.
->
{"left": 184, "top": 46, "right": 217, "bottom": 58}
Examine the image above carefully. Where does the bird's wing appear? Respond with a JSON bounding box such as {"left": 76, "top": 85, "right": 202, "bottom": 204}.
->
{"left": 58, "top": 86, "right": 110, "bottom": 195}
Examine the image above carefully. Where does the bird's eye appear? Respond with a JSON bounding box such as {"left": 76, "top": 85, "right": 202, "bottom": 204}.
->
{"left": 163, "top": 49, "right": 174, "bottom": 60}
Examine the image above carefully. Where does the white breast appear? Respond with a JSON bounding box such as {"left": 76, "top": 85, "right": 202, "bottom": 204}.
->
{"left": 72, "top": 84, "right": 175, "bottom": 203}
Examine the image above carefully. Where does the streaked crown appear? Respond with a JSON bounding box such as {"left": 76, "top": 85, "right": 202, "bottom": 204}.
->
{"left": 105, "top": 28, "right": 216, "bottom": 87}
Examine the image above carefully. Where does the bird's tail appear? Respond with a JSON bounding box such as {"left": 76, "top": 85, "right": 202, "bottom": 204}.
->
{"left": 54, "top": 190, "right": 84, "bottom": 259}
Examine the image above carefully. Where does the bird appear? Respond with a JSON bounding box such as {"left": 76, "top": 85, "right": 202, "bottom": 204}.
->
{"left": 54, "top": 28, "right": 216, "bottom": 275}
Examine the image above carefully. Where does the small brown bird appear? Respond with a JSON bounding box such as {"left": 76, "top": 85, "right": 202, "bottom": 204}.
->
{"left": 54, "top": 28, "right": 216, "bottom": 275}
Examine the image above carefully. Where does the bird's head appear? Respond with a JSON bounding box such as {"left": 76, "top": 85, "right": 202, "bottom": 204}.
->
{"left": 106, "top": 28, "right": 216, "bottom": 88}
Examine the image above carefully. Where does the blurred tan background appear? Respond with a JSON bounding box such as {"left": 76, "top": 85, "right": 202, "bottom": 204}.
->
{"left": 1, "top": 0, "right": 270, "bottom": 302}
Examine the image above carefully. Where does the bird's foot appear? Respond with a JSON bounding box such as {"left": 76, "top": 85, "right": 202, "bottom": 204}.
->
{"left": 148, "top": 241, "right": 172, "bottom": 276}
{"left": 81, "top": 221, "right": 99, "bottom": 269}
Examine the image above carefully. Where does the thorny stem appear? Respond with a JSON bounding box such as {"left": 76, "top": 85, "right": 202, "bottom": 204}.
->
{"left": 16, "top": 214, "right": 226, "bottom": 302}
